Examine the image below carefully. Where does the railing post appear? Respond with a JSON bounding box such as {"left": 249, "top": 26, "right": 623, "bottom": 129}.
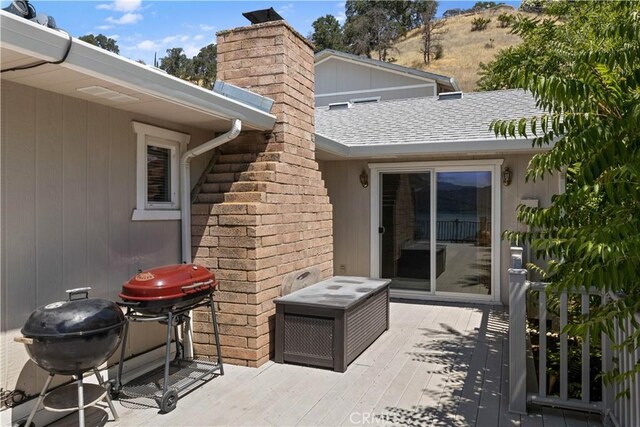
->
{"left": 509, "top": 246, "right": 528, "bottom": 414}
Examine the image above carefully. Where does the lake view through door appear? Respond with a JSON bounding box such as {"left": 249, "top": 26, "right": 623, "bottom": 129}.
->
{"left": 378, "top": 167, "right": 494, "bottom": 299}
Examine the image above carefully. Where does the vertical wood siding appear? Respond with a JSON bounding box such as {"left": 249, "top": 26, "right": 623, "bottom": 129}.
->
{"left": 0, "top": 81, "right": 215, "bottom": 395}
{"left": 318, "top": 160, "right": 371, "bottom": 276}
{"left": 315, "top": 58, "right": 436, "bottom": 106}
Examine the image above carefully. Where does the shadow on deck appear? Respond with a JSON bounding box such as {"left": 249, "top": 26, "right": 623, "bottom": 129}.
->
{"left": 52, "top": 301, "right": 602, "bottom": 426}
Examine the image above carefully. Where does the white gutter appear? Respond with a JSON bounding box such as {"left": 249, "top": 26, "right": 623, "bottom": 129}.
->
{"left": 315, "top": 133, "right": 553, "bottom": 158}
{"left": 180, "top": 118, "right": 242, "bottom": 358}
{"left": 1, "top": 12, "right": 276, "bottom": 131}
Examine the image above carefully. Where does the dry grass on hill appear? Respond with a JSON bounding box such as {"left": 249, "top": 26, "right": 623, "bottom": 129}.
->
{"left": 390, "top": 7, "right": 538, "bottom": 92}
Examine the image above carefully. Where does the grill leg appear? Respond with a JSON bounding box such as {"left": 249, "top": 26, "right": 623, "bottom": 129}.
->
{"left": 77, "top": 375, "right": 85, "bottom": 427}
{"left": 114, "top": 320, "right": 130, "bottom": 393}
{"left": 174, "top": 323, "right": 182, "bottom": 363}
{"left": 209, "top": 295, "right": 224, "bottom": 375}
{"left": 163, "top": 311, "right": 173, "bottom": 397}
{"left": 24, "top": 373, "right": 54, "bottom": 427}
{"left": 93, "top": 368, "right": 119, "bottom": 421}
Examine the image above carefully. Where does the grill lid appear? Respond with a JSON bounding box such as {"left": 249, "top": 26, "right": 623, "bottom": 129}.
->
{"left": 120, "top": 264, "right": 216, "bottom": 302}
{"left": 22, "top": 289, "right": 126, "bottom": 338}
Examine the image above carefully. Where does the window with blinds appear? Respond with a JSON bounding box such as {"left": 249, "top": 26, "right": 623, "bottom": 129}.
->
{"left": 147, "top": 145, "right": 171, "bottom": 203}
{"left": 132, "top": 121, "right": 189, "bottom": 221}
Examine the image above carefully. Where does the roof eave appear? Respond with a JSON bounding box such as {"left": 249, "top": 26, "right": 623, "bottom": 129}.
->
{"left": 0, "top": 11, "right": 276, "bottom": 131}
{"left": 315, "top": 134, "right": 551, "bottom": 158}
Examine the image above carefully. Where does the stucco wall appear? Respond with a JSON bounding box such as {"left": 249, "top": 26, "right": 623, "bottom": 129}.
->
{"left": 0, "top": 80, "right": 216, "bottom": 398}
{"left": 319, "top": 153, "right": 559, "bottom": 305}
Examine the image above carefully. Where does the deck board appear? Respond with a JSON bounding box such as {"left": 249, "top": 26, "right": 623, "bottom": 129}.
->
{"left": 62, "top": 301, "right": 609, "bottom": 427}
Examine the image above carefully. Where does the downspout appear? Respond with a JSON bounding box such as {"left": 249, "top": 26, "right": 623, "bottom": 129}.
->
{"left": 180, "top": 118, "right": 242, "bottom": 358}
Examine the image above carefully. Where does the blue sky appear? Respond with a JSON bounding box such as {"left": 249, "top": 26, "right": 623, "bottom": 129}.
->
{"left": 2, "top": 1, "right": 520, "bottom": 65}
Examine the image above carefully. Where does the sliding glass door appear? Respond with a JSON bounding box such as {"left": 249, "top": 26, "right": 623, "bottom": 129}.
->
{"left": 375, "top": 163, "right": 498, "bottom": 300}
{"left": 435, "top": 171, "right": 492, "bottom": 296}
{"left": 380, "top": 172, "right": 432, "bottom": 292}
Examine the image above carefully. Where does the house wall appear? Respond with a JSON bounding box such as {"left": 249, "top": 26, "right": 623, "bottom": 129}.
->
{"left": 315, "top": 57, "right": 436, "bottom": 106}
{"left": 319, "top": 153, "right": 560, "bottom": 305}
{"left": 0, "top": 80, "right": 215, "bottom": 399}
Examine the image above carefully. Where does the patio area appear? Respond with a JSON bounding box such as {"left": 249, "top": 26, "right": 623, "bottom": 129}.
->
{"left": 55, "top": 302, "right": 603, "bottom": 426}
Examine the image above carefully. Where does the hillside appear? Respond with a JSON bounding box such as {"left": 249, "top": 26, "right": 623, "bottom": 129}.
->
{"left": 391, "top": 7, "right": 537, "bottom": 92}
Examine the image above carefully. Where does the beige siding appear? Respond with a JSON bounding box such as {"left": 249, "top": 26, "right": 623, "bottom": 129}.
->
{"left": 315, "top": 57, "right": 436, "bottom": 106}
{"left": 318, "top": 160, "right": 371, "bottom": 276}
{"left": 319, "top": 153, "right": 559, "bottom": 305}
{"left": 0, "top": 81, "right": 215, "bottom": 395}
{"left": 316, "top": 86, "right": 435, "bottom": 107}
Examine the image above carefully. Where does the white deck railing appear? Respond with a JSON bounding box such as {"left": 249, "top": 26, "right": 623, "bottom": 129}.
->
{"left": 508, "top": 247, "right": 640, "bottom": 426}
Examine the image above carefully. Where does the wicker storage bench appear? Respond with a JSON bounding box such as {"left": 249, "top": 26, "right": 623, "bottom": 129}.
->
{"left": 274, "top": 276, "right": 391, "bottom": 372}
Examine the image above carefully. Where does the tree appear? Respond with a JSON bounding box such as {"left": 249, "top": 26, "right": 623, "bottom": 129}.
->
{"left": 343, "top": 0, "right": 431, "bottom": 60}
{"left": 159, "top": 48, "right": 191, "bottom": 80}
{"left": 487, "top": 1, "right": 640, "bottom": 385}
{"left": 310, "top": 15, "right": 344, "bottom": 53}
{"left": 471, "top": 16, "right": 491, "bottom": 31}
{"left": 519, "top": 0, "right": 545, "bottom": 14}
{"left": 472, "top": 1, "right": 505, "bottom": 10}
{"left": 191, "top": 44, "right": 217, "bottom": 89}
{"left": 79, "top": 34, "right": 119, "bottom": 54}
{"left": 497, "top": 13, "right": 515, "bottom": 28}
{"left": 420, "top": 1, "right": 446, "bottom": 64}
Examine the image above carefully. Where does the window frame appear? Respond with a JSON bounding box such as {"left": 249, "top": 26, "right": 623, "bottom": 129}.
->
{"left": 131, "top": 121, "right": 190, "bottom": 221}
{"left": 368, "top": 159, "right": 503, "bottom": 303}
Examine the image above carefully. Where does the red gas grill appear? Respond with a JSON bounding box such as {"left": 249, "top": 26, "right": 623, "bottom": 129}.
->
{"left": 112, "top": 264, "right": 224, "bottom": 413}
{"left": 119, "top": 264, "right": 217, "bottom": 315}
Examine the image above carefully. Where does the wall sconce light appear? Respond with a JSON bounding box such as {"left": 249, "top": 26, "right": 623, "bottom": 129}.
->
{"left": 502, "top": 166, "right": 513, "bottom": 187}
{"left": 359, "top": 169, "right": 369, "bottom": 188}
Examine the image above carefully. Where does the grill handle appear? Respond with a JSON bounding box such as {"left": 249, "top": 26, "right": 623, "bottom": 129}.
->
{"left": 181, "top": 280, "right": 213, "bottom": 294}
{"left": 117, "top": 301, "right": 140, "bottom": 308}
{"left": 66, "top": 287, "right": 91, "bottom": 301}
{"left": 14, "top": 336, "right": 34, "bottom": 345}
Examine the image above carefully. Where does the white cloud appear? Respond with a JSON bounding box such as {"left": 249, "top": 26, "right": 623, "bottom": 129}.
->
{"left": 335, "top": 1, "right": 346, "bottom": 24}
{"left": 199, "top": 24, "right": 215, "bottom": 31}
{"left": 136, "top": 40, "right": 159, "bottom": 51}
{"left": 161, "top": 35, "right": 180, "bottom": 44}
{"left": 97, "top": 0, "right": 142, "bottom": 12}
{"left": 184, "top": 44, "right": 200, "bottom": 58}
{"left": 106, "top": 13, "right": 143, "bottom": 25}
{"left": 96, "top": 24, "right": 114, "bottom": 30}
{"left": 277, "top": 3, "right": 294, "bottom": 16}
{"left": 121, "top": 31, "right": 212, "bottom": 65}
{"left": 108, "top": 34, "right": 120, "bottom": 40}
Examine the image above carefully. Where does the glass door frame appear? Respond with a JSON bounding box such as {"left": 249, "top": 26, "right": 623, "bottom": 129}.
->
{"left": 369, "top": 159, "right": 503, "bottom": 303}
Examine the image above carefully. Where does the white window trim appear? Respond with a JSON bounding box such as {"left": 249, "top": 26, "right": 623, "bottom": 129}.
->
{"left": 369, "top": 159, "right": 503, "bottom": 303}
{"left": 131, "top": 121, "right": 190, "bottom": 221}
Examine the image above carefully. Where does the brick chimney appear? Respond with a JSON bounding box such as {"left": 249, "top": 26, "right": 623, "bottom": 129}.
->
{"left": 190, "top": 20, "right": 333, "bottom": 367}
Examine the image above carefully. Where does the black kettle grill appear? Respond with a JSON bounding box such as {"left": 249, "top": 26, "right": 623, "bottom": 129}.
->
{"left": 15, "top": 288, "right": 125, "bottom": 427}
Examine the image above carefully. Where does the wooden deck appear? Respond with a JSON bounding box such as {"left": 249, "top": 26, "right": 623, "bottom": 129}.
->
{"left": 60, "top": 302, "right": 604, "bottom": 426}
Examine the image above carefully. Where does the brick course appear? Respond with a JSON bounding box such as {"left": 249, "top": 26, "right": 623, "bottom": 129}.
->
{"left": 191, "top": 20, "right": 333, "bottom": 367}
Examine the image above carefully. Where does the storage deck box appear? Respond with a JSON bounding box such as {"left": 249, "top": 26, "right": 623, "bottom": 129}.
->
{"left": 274, "top": 276, "right": 391, "bottom": 372}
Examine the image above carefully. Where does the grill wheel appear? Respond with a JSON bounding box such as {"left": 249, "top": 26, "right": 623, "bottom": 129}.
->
{"left": 160, "top": 389, "right": 178, "bottom": 413}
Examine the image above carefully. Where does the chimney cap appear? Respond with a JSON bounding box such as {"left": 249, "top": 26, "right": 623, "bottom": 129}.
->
{"left": 242, "top": 7, "right": 284, "bottom": 24}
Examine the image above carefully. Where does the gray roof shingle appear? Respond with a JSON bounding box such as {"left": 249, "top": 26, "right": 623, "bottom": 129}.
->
{"left": 315, "top": 90, "right": 542, "bottom": 148}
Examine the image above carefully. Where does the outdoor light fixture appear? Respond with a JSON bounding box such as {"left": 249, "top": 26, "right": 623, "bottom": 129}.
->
{"left": 359, "top": 169, "right": 369, "bottom": 188}
{"left": 502, "top": 166, "right": 513, "bottom": 187}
